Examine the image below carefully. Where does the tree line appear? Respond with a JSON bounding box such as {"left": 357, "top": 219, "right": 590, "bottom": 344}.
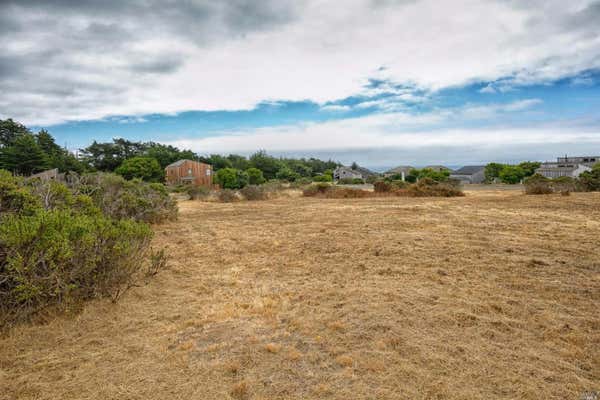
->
{"left": 0, "top": 119, "right": 340, "bottom": 185}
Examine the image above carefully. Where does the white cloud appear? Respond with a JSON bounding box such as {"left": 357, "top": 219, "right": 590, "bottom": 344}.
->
{"left": 1, "top": 0, "right": 600, "bottom": 125}
{"left": 321, "top": 104, "right": 351, "bottom": 112}
{"left": 163, "top": 99, "right": 591, "bottom": 157}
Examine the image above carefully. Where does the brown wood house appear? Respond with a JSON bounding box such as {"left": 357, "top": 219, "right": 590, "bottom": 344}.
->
{"left": 165, "top": 159, "right": 213, "bottom": 187}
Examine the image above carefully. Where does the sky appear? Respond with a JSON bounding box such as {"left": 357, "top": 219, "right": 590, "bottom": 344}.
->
{"left": 1, "top": 0, "right": 600, "bottom": 170}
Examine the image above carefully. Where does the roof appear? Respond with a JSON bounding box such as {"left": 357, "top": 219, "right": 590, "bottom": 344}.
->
{"left": 385, "top": 165, "right": 413, "bottom": 175}
{"left": 424, "top": 165, "right": 452, "bottom": 171}
{"left": 335, "top": 165, "right": 377, "bottom": 177}
{"left": 165, "top": 159, "right": 208, "bottom": 169}
{"left": 537, "top": 163, "right": 589, "bottom": 172}
{"left": 451, "top": 165, "right": 485, "bottom": 175}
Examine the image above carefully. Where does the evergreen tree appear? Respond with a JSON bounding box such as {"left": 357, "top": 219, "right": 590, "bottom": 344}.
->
{"left": 0, "top": 134, "right": 49, "bottom": 175}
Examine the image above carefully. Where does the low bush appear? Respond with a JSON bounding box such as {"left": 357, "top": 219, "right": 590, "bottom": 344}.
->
{"left": 397, "top": 178, "right": 464, "bottom": 197}
{"left": 0, "top": 170, "right": 173, "bottom": 328}
{"left": 218, "top": 189, "right": 238, "bottom": 202}
{"left": 240, "top": 185, "right": 267, "bottom": 201}
{"left": 374, "top": 180, "right": 393, "bottom": 193}
{"left": 312, "top": 174, "right": 333, "bottom": 182}
{"left": 302, "top": 183, "right": 333, "bottom": 196}
{"left": 579, "top": 165, "right": 600, "bottom": 191}
{"left": 71, "top": 173, "right": 177, "bottom": 223}
{"left": 523, "top": 174, "right": 555, "bottom": 195}
{"left": 186, "top": 185, "right": 211, "bottom": 200}
{"left": 336, "top": 178, "right": 354, "bottom": 185}
{"left": 289, "top": 177, "right": 313, "bottom": 188}
{"left": 0, "top": 210, "right": 155, "bottom": 326}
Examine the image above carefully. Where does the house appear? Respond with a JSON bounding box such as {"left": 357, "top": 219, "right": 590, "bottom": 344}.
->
{"left": 333, "top": 165, "right": 377, "bottom": 181}
{"left": 165, "top": 159, "right": 212, "bottom": 187}
{"left": 535, "top": 162, "right": 591, "bottom": 179}
{"left": 333, "top": 166, "right": 363, "bottom": 181}
{"left": 450, "top": 166, "right": 486, "bottom": 184}
{"left": 556, "top": 155, "right": 599, "bottom": 168}
{"left": 384, "top": 165, "right": 413, "bottom": 180}
{"left": 424, "top": 165, "right": 453, "bottom": 173}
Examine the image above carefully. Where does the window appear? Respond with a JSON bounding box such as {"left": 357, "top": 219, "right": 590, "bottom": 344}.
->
{"left": 206, "top": 169, "right": 211, "bottom": 176}
{"left": 187, "top": 168, "right": 193, "bottom": 175}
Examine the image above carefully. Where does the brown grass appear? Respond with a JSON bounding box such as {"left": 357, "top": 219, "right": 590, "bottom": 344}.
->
{"left": 1, "top": 189, "right": 599, "bottom": 399}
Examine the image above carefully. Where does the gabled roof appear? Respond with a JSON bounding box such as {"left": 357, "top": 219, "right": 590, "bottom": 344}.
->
{"left": 385, "top": 165, "right": 413, "bottom": 174}
{"left": 452, "top": 165, "right": 485, "bottom": 175}
{"left": 165, "top": 159, "right": 206, "bottom": 169}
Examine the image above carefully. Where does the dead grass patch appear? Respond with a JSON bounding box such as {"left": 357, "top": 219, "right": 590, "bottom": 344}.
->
{"left": 1, "top": 191, "right": 599, "bottom": 399}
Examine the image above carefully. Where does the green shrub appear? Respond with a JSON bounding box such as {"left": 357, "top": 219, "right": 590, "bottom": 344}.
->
{"left": 115, "top": 156, "right": 163, "bottom": 182}
{"left": 240, "top": 185, "right": 267, "bottom": 201}
{"left": 499, "top": 165, "right": 526, "bottom": 184}
{"left": 275, "top": 166, "right": 300, "bottom": 182}
{"left": 246, "top": 168, "right": 266, "bottom": 185}
{"left": 579, "top": 165, "right": 600, "bottom": 191}
{"left": 523, "top": 174, "right": 553, "bottom": 195}
{"left": 218, "top": 189, "right": 238, "bottom": 202}
{"left": 214, "top": 168, "right": 248, "bottom": 189}
{"left": 74, "top": 173, "right": 177, "bottom": 223}
{"left": 337, "top": 178, "right": 355, "bottom": 184}
{"left": 352, "top": 178, "right": 365, "bottom": 184}
{"left": 398, "top": 178, "right": 464, "bottom": 197}
{"left": 0, "top": 210, "right": 155, "bottom": 326}
{"left": 312, "top": 174, "right": 333, "bottom": 182}
{"left": 0, "top": 170, "right": 41, "bottom": 215}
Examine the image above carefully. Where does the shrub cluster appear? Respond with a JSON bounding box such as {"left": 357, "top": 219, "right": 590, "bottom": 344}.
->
{"left": 69, "top": 173, "right": 177, "bottom": 223}
{"left": 0, "top": 171, "right": 174, "bottom": 328}
{"left": 304, "top": 179, "right": 463, "bottom": 199}
{"left": 240, "top": 185, "right": 267, "bottom": 201}
{"left": 524, "top": 174, "right": 587, "bottom": 195}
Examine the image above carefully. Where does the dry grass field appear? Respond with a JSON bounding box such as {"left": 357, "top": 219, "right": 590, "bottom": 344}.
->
{"left": 1, "top": 189, "right": 599, "bottom": 399}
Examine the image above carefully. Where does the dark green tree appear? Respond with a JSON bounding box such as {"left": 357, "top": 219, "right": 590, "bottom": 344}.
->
{"left": 0, "top": 134, "right": 49, "bottom": 175}
{"left": 246, "top": 167, "right": 266, "bottom": 185}
{"left": 249, "top": 151, "right": 282, "bottom": 180}
{"left": 115, "top": 156, "right": 164, "bottom": 182}
{"left": 517, "top": 161, "right": 542, "bottom": 177}
{"left": 214, "top": 168, "right": 248, "bottom": 189}
{"left": 0, "top": 119, "right": 31, "bottom": 148}
{"left": 484, "top": 163, "right": 506, "bottom": 182}
{"left": 498, "top": 165, "right": 526, "bottom": 184}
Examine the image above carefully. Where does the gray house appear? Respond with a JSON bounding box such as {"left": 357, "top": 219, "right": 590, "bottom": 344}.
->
{"left": 556, "top": 155, "right": 599, "bottom": 168}
{"left": 535, "top": 162, "right": 591, "bottom": 178}
{"left": 333, "top": 165, "right": 377, "bottom": 181}
{"left": 450, "top": 166, "right": 486, "bottom": 184}
{"left": 384, "top": 165, "right": 413, "bottom": 180}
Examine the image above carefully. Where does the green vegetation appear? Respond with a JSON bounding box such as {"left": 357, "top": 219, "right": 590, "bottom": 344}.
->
{"left": 579, "top": 164, "right": 600, "bottom": 191}
{"left": 246, "top": 167, "right": 266, "bottom": 185}
{"left": 214, "top": 167, "right": 248, "bottom": 189}
{"left": 115, "top": 156, "right": 164, "bottom": 182}
{"left": 485, "top": 161, "right": 540, "bottom": 183}
{"left": 0, "top": 171, "right": 174, "bottom": 327}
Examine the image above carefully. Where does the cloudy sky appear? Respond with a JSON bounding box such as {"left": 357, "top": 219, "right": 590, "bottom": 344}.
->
{"left": 2, "top": 0, "right": 600, "bottom": 169}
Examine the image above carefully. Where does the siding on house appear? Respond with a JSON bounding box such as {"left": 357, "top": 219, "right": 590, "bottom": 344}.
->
{"left": 535, "top": 163, "right": 591, "bottom": 178}
{"left": 449, "top": 166, "right": 486, "bottom": 184}
{"left": 165, "top": 159, "right": 212, "bottom": 187}
{"left": 333, "top": 166, "right": 364, "bottom": 181}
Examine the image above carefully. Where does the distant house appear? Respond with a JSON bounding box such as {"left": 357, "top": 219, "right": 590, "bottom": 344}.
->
{"left": 556, "top": 155, "right": 599, "bottom": 168}
{"left": 165, "top": 159, "right": 212, "bottom": 187}
{"left": 333, "top": 165, "right": 377, "bottom": 181}
{"left": 450, "top": 166, "right": 486, "bottom": 184}
{"left": 535, "top": 162, "right": 591, "bottom": 179}
{"left": 384, "top": 165, "right": 413, "bottom": 180}
{"left": 424, "top": 165, "right": 453, "bottom": 173}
